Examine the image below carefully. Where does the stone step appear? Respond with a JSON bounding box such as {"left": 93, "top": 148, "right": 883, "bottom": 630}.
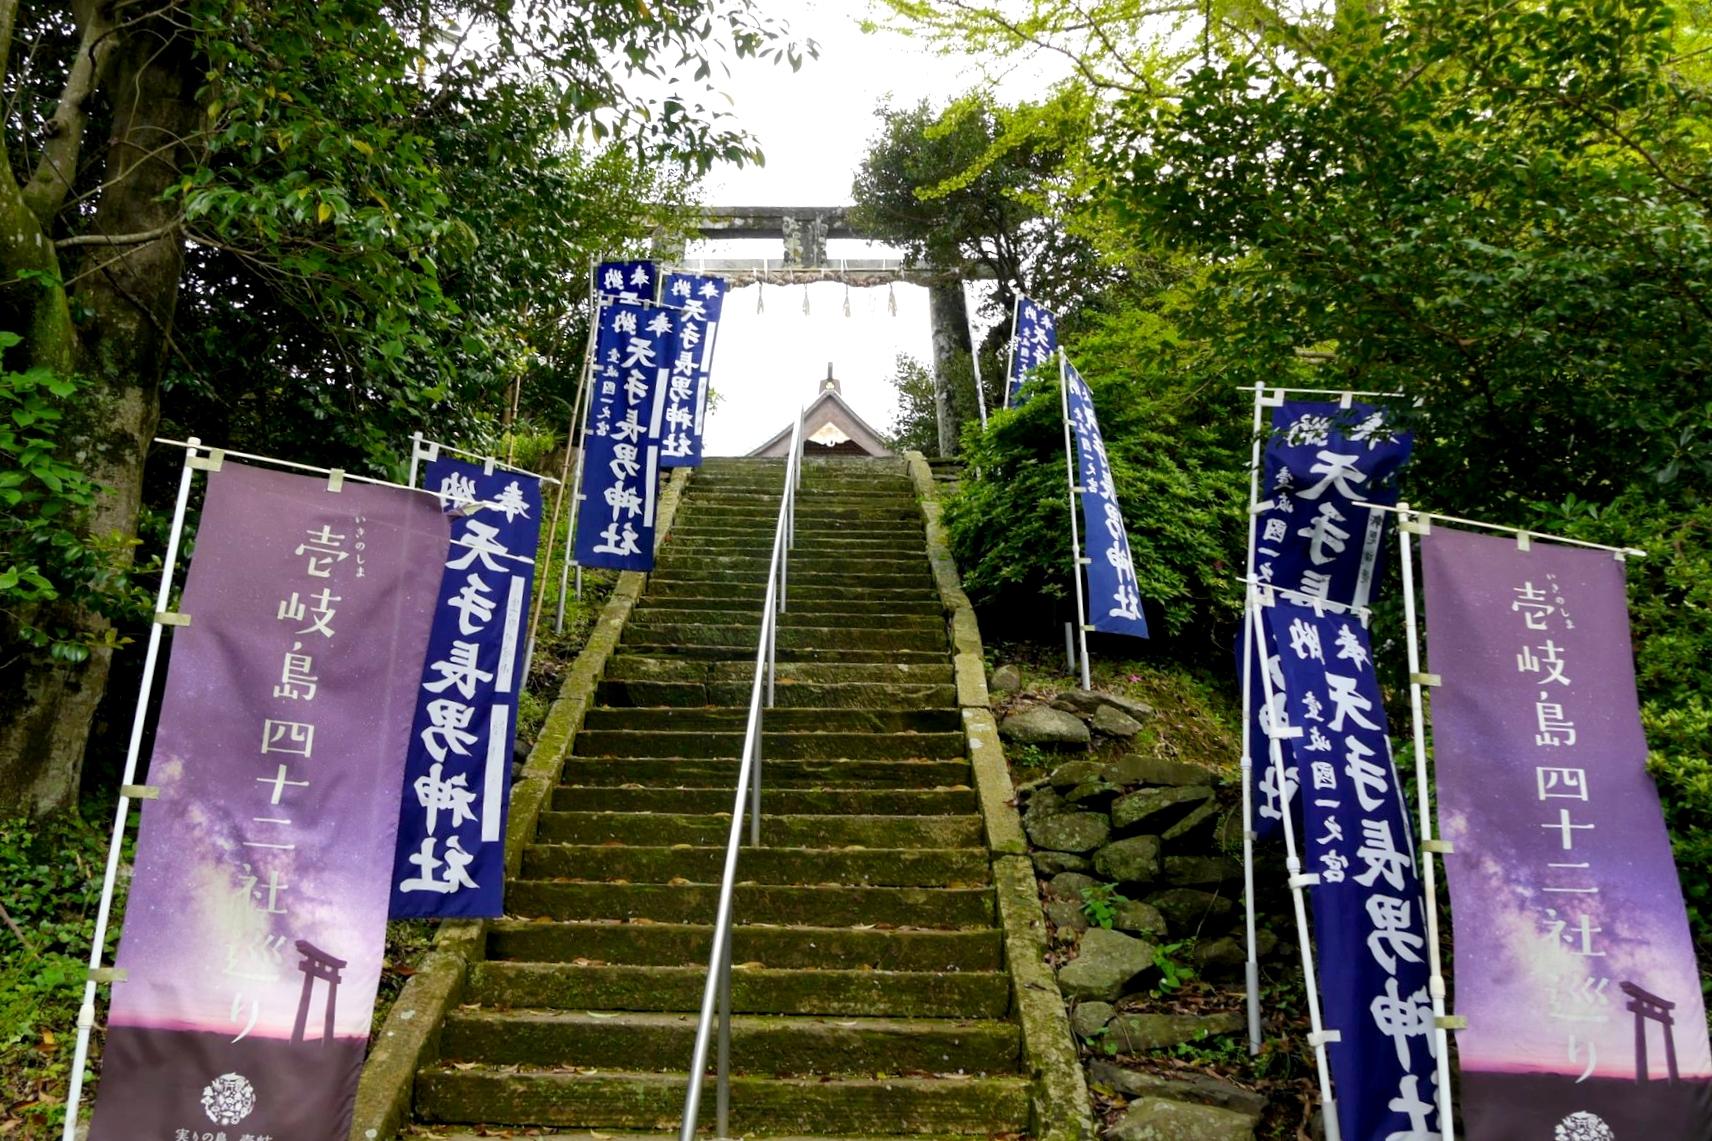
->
{"left": 414, "top": 1133, "right": 987, "bottom": 1141}
{"left": 663, "top": 530, "right": 927, "bottom": 549}
{"left": 685, "top": 503, "right": 920, "bottom": 521}
{"left": 617, "top": 644, "right": 952, "bottom": 666}
{"left": 642, "top": 579, "right": 940, "bottom": 603}
{"left": 581, "top": 707, "right": 961, "bottom": 735}
{"left": 463, "top": 962, "right": 1012, "bottom": 1018}
{"left": 505, "top": 881, "right": 996, "bottom": 928}
{"left": 521, "top": 844, "right": 990, "bottom": 887}
{"left": 570, "top": 730, "right": 967, "bottom": 761}
{"left": 605, "top": 659, "right": 957, "bottom": 686}
{"left": 556, "top": 757, "right": 971, "bottom": 787}
{"left": 534, "top": 810, "right": 982, "bottom": 849}
{"left": 484, "top": 920, "right": 1003, "bottom": 971}
{"left": 414, "top": 1070, "right": 1030, "bottom": 1134}
{"left": 554, "top": 786, "right": 979, "bottom": 816}
{"left": 626, "top": 609, "right": 951, "bottom": 633}
{"left": 650, "top": 565, "right": 932, "bottom": 586}
{"left": 619, "top": 620, "right": 944, "bottom": 649}
{"left": 632, "top": 595, "right": 945, "bottom": 616}
{"left": 438, "top": 1010, "right": 1021, "bottom": 1075}
{"left": 600, "top": 677, "right": 957, "bottom": 709}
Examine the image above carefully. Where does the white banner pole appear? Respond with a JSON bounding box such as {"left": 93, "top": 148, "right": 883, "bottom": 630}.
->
{"left": 1395, "top": 503, "right": 1457, "bottom": 1137}
{"left": 407, "top": 429, "right": 424, "bottom": 488}
{"left": 1248, "top": 590, "right": 1342, "bottom": 1141}
{"left": 61, "top": 438, "right": 204, "bottom": 1141}
{"left": 1057, "top": 350, "right": 1091, "bottom": 690}
{"left": 963, "top": 281, "right": 988, "bottom": 428}
{"left": 559, "top": 280, "right": 603, "bottom": 628}
{"left": 1239, "top": 381, "right": 1273, "bottom": 1054}
{"left": 1002, "top": 294, "right": 1021, "bottom": 410}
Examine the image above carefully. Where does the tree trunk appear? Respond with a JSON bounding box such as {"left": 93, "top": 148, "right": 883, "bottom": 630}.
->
{"left": 928, "top": 281, "right": 972, "bottom": 458}
{"left": 0, "top": 14, "right": 202, "bottom": 816}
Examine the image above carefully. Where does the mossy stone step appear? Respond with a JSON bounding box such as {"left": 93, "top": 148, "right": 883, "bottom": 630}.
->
{"left": 485, "top": 920, "right": 1003, "bottom": 971}
{"left": 556, "top": 756, "right": 971, "bottom": 788}
{"left": 415, "top": 1070, "right": 1029, "bottom": 1134}
{"left": 505, "top": 881, "right": 995, "bottom": 928}
{"left": 604, "top": 659, "right": 957, "bottom": 686}
{"left": 650, "top": 565, "right": 931, "bottom": 585}
{"left": 570, "top": 730, "right": 966, "bottom": 761}
{"left": 598, "top": 676, "right": 958, "bottom": 709}
{"left": 438, "top": 1011, "right": 1021, "bottom": 1075}
{"left": 642, "top": 580, "right": 940, "bottom": 603}
{"left": 522, "top": 844, "right": 990, "bottom": 887}
{"left": 581, "top": 707, "right": 961, "bottom": 734}
{"left": 656, "top": 551, "right": 927, "bottom": 571}
{"left": 632, "top": 596, "right": 945, "bottom": 616}
{"left": 618, "top": 623, "right": 943, "bottom": 652}
{"left": 619, "top": 645, "right": 950, "bottom": 666}
{"left": 553, "top": 787, "right": 979, "bottom": 816}
{"left": 664, "top": 531, "right": 926, "bottom": 549}
{"left": 630, "top": 609, "right": 945, "bottom": 633}
{"left": 534, "top": 810, "right": 982, "bottom": 849}
{"left": 465, "top": 962, "right": 1012, "bottom": 1018}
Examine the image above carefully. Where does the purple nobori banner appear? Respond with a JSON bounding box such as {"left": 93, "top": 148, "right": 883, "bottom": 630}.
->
{"left": 1265, "top": 595, "right": 1441, "bottom": 1141}
{"left": 1421, "top": 527, "right": 1712, "bottom": 1138}
{"left": 89, "top": 462, "right": 445, "bottom": 1141}
{"left": 575, "top": 300, "right": 672, "bottom": 571}
{"left": 1006, "top": 296, "right": 1058, "bottom": 407}
{"left": 389, "top": 458, "right": 541, "bottom": 918}
{"left": 596, "top": 259, "right": 657, "bottom": 304}
{"left": 1246, "top": 401, "right": 1412, "bottom": 842}
{"left": 659, "top": 272, "right": 727, "bottom": 468}
{"left": 1063, "top": 360, "right": 1147, "bottom": 638}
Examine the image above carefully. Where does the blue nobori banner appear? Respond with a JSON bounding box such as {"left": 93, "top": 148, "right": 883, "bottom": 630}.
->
{"left": 660, "top": 272, "right": 727, "bottom": 468}
{"left": 1062, "top": 359, "right": 1147, "bottom": 638}
{"left": 596, "top": 259, "right": 656, "bottom": 304}
{"left": 1247, "top": 400, "right": 1412, "bottom": 841}
{"left": 1265, "top": 594, "right": 1441, "bottom": 1141}
{"left": 575, "top": 301, "right": 672, "bottom": 571}
{"left": 1255, "top": 401, "right": 1412, "bottom": 607}
{"left": 389, "top": 458, "right": 541, "bottom": 918}
{"left": 1006, "top": 296, "right": 1058, "bottom": 407}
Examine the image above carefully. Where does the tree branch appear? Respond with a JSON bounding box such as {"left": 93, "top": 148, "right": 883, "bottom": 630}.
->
{"left": 55, "top": 218, "right": 180, "bottom": 249}
{"left": 23, "top": 0, "right": 120, "bottom": 228}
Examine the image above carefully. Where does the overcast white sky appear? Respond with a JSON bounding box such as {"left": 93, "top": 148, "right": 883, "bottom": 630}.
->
{"left": 686, "top": 2, "right": 1058, "bottom": 454}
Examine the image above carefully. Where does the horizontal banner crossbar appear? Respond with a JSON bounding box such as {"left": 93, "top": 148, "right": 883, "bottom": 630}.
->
{"left": 1361, "top": 501, "right": 1646, "bottom": 557}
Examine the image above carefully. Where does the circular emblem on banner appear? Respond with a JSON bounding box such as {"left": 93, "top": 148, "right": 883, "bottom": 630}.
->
{"left": 1555, "top": 1111, "right": 1615, "bottom": 1141}
{"left": 201, "top": 1072, "right": 256, "bottom": 1126}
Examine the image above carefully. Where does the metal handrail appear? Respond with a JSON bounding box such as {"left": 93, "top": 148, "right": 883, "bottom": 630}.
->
{"left": 679, "top": 403, "right": 806, "bottom": 1141}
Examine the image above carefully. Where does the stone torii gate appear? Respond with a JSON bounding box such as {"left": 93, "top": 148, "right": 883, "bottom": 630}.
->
{"left": 659, "top": 206, "right": 1001, "bottom": 455}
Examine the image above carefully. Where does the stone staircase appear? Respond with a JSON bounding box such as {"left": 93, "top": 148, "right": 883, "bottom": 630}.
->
{"left": 411, "top": 456, "right": 1031, "bottom": 1138}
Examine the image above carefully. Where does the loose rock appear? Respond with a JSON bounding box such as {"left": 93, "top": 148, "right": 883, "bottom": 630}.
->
{"left": 1032, "top": 850, "right": 1092, "bottom": 876}
{"left": 1093, "top": 835, "right": 1163, "bottom": 886}
{"left": 1161, "top": 801, "right": 1221, "bottom": 843}
{"left": 1162, "top": 855, "right": 1241, "bottom": 887}
{"left": 1026, "top": 811, "right": 1110, "bottom": 854}
{"left": 1045, "top": 898, "right": 1090, "bottom": 935}
{"left": 1104, "top": 1097, "right": 1255, "bottom": 1141}
{"left": 1106, "top": 1010, "right": 1244, "bottom": 1052}
{"left": 1071, "top": 1000, "right": 1116, "bottom": 1040}
{"left": 1102, "top": 754, "right": 1217, "bottom": 788}
{"left": 1111, "top": 899, "right": 1168, "bottom": 939}
{"left": 1056, "top": 928, "right": 1156, "bottom": 1002}
{"left": 1192, "top": 936, "right": 1247, "bottom": 978}
{"left": 990, "top": 664, "right": 1022, "bottom": 693}
{"left": 1087, "top": 1061, "right": 1267, "bottom": 1120}
{"left": 1000, "top": 705, "right": 1091, "bottom": 749}
{"left": 1146, "top": 888, "right": 1236, "bottom": 933}
{"left": 1023, "top": 787, "right": 1069, "bottom": 829}
{"left": 1089, "top": 704, "right": 1144, "bottom": 739}
{"left": 1048, "top": 871, "right": 1098, "bottom": 900}
{"left": 1110, "top": 786, "right": 1214, "bottom": 834}
{"left": 1048, "top": 760, "right": 1106, "bottom": 789}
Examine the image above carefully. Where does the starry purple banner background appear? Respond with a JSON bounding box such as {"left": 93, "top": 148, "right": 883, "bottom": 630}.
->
{"left": 89, "top": 461, "right": 445, "bottom": 1141}
{"left": 1422, "top": 525, "right": 1711, "bottom": 1138}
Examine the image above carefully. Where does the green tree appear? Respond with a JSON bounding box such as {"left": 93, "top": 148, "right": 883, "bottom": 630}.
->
{"left": 0, "top": 0, "right": 812, "bottom": 816}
